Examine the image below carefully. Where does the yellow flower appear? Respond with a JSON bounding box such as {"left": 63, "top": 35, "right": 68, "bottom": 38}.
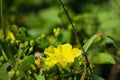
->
{"left": 7, "top": 30, "right": 15, "bottom": 40}
{"left": 44, "top": 43, "right": 81, "bottom": 68}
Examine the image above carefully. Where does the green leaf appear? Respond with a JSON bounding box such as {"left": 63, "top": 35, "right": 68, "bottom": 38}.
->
{"left": 0, "top": 62, "right": 9, "bottom": 80}
{"left": 61, "top": 30, "right": 71, "bottom": 43}
{"left": 74, "top": 76, "right": 77, "bottom": 80}
{"left": 94, "top": 75, "right": 105, "bottom": 80}
{"left": 36, "top": 75, "right": 45, "bottom": 80}
{"left": 0, "top": 42, "right": 15, "bottom": 68}
{"left": 98, "top": 11, "right": 120, "bottom": 41}
{"left": 108, "top": 36, "right": 120, "bottom": 49}
{"left": 114, "top": 41, "right": 120, "bottom": 49}
{"left": 83, "top": 34, "right": 102, "bottom": 52}
{"left": 19, "top": 55, "right": 34, "bottom": 72}
{"left": 22, "top": 41, "right": 29, "bottom": 49}
{"left": 90, "top": 53, "right": 115, "bottom": 64}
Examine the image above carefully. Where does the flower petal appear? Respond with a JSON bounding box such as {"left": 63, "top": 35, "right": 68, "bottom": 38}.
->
{"left": 72, "top": 48, "right": 81, "bottom": 57}
{"left": 44, "top": 46, "right": 55, "bottom": 56}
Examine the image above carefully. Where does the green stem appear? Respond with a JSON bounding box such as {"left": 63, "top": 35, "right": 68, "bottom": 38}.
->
{"left": 57, "top": 64, "right": 64, "bottom": 74}
{"left": 58, "top": 0, "right": 94, "bottom": 80}
{"left": 1, "top": 0, "right": 7, "bottom": 39}
{"left": 0, "top": 45, "right": 8, "bottom": 60}
{"left": 15, "top": 47, "right": 29, "bottom": 70}
{"left": 80, "top": 62, "right": 87, "bottom": 80}
{"left": 0, "top": 0, "right": 15, "bottom": 68}
{"left": 0, "top": 0, "right": 8, "bottom": 61}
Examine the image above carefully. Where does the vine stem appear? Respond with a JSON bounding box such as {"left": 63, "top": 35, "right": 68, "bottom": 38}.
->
{"left": 58, "top": 0, "right": 94, "bottom": 79}
{"left": 1, "top": 0, "right": 7, "bottom": 39}
{"left": 1, "top": 0, "right": 15, "bottom": 68}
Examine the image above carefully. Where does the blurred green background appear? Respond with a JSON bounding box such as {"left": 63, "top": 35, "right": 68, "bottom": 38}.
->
{"left": 1, "top": 0, "right": 120, "bottom": 40}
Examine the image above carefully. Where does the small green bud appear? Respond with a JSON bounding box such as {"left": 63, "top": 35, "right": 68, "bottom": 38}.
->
{"left": 29, "top": 47, "right": 33, "bottom": 53}
{"left": 18, "top": 59, "right": 23, "bottom": 64}
{"left": 10, "top": 40, "right": 15, "bottom": 45}
{"left": 16, "top": 70, "right": 20, "bottom": 77}
{"left": 34, "top": 73, "right": 37, "bottom": 77}
{"left": 94, "top": 35, "right": 102, "bottom": 43}
{"left": 53, "top": 27, "right": 61, "bottom": 37}
{"left": 30, "top": 40, "right": 35, "bottom": 46}
{"left": 0, "top": 56, "right": 4, "bottom": 62}
{"left": 41, "top": 33, "right": 46, "bottom": 38}
{"left": 23, "top": 41, "right": 29, "bottom": 48}
{"left": 6, "top": 36, "right": 11, "bottom": 42}
{"left": 28, "top": 70, "right": 31, "bottom": 75}
{"left": 31, "top": 64, "right": 36, "bottom": 71}
{"left": 15, "top": 40, "right": 20, "bottom": 45}
{"left": 67, "top": 25, "right": 73, "bottom": 30}
{"left": 8, "top": 69, "right": 15, "bottom": 78}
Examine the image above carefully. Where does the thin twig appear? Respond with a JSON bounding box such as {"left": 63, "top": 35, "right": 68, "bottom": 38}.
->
{"left": 58, "top": 0, "right": 94, "bottom": 79}
{"left": 80, "top": 62, "right": 87, "bottom": 80}
{"left": 1, "top": 0, "right": 7, "bottom": 39}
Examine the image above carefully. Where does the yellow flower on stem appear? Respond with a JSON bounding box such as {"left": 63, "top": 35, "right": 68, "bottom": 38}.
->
{"left": 44, "top": 43, "right": 81, "bottom": 68}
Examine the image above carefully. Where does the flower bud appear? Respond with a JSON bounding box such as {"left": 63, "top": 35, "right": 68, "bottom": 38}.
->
{"left": 29, "top": 47, "right": 33, "bottom": 53}
{"left": 16, "top": 70, "right": 20, "bottom": 77}
{"left": 28, "top": 70, "right": 31, "bottom": 75}
{"left": 8, "top": 69, "right": 15, "bottom": 78}
{"left": 30, "top": 40, "right": 35, "bottom": 46}
{"left": 31, "top": 64, "right": 36, "bottom": 71}
{"left": 53, "top": 28, "right": 60, "bottom": 37}
{"left": 0, "top": 56, "right": 4, "bottom": 62}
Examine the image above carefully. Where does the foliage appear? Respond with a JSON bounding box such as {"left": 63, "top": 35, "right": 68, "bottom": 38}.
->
{"left": 0, "top": 0, "right": 120, "bottom": 80}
